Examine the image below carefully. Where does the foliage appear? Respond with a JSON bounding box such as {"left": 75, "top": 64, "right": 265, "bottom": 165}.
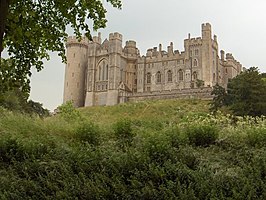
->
{"left": 210, "top": 84, "right": 227, "bottom": 113}
{"left": 113, "top": 118, "right": 135, "bottom": 147}
{"left": 0, "top": 0, "right": 122, "bottom": 94}
{"left": 227, "top": 67, "right": 266, "bottom": 116}
{"left": 0, "top": 58, "right": 30, "bottom": 93}
{"left": 58, "top": 101, "right": 82, "bottom": 122}
{"left": 196, "top": 79, "right": 204, "bottom": 88}
{"left": 0, "top": 99, "right": 266, "bottom": 199}
{"left": 185, "top": 124, "right": 219, "bottom": 147}
{"left": 75, "top": 122, "right": 100, "bottom": 146}
{"left": 26, "top": 100, "right": 50, "bottom": 118}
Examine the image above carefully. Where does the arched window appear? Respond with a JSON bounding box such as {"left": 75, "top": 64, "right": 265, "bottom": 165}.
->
{"left": 156, "top": 71, "right": 161, "bottom": 83}
{"left": 178, "top": 70, "right": 184, "bottom": 81}
{"left": 167, "top": 70, "right": 172, "bottom": 82}
{"left": 193, "top": 59, "right": 198, "bottom": 67}
{"left": 106, "top": 65, "right": 109, "bottom": 80}
{"left": 102, "top": 63, "right": 105, "bottom": 80}
{"left": 97, "top": 59, "right": 108, "bottom": 81}
{"left": 193, "top": 72, "right": 197, "bottom": 80}
{"left": 147, "top": 73, "right": 151, "bottom": 84}
{"left": 98, "top": 66, "right": 102, "bottom": 80}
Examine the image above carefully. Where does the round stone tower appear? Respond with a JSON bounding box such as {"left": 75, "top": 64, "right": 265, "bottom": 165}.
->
{"left": 63, "top": 36, "right": 88, "bottom": 107}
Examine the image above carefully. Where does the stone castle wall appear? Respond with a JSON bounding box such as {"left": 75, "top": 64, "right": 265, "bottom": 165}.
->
{"left": 63, "top": 23, "right": 242, "bottom": 107}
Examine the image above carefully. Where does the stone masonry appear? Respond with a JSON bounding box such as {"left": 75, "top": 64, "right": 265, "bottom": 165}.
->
{"left": 63, "top": 23, "right": 242, "bottom": 107}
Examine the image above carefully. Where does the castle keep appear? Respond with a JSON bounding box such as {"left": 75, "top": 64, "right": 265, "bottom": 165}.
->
{"left": 63, "top": 23, "right": 242, "bottom": 107}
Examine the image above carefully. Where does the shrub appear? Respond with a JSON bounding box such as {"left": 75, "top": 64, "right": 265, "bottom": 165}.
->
{"left": 75, "top": 122, "right": 100, "bottom": 146}
{"left": 185, "top": 124, "right": 218, "bottom": 147}
{"left": 58, "top": 101, "right": 82, "bottom": 122}
{"left": 113, "top": 118, "right": 135, "bottom": 147}
{"left": 245, "top": 127, "right": 266, "bottom": 147}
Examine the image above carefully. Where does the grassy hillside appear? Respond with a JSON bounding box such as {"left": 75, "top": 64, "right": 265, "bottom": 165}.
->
{"left": 0, "top": 99, "right": 266, "bottom": 199}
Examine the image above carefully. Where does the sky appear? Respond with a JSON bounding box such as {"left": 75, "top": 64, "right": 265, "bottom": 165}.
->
{"left": 29, "top": 0, "right": 266, "bottom": 111}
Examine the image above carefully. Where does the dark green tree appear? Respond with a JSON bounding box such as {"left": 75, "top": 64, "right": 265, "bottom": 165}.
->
{"left": 0, "top": 0, "right": 121, "bottom": 88}
{"left": 227, "top": 67, "right": 266, "bottom": 116}
{"left": 26, "top": 100, "right": 50, "bottom": 117}
{"left": 209, "top": 84, "right": 227, "bottom": 113}
{"left": 0, "top": 58, "right": 30, "bottom": 93}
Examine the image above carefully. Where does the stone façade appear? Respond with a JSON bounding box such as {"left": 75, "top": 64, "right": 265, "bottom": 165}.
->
{"left": 63, "top": 23, "right": 242, "bottom": 107}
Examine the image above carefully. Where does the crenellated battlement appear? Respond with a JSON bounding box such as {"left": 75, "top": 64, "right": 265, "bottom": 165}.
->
{"left": 202, "top": 23, "right": 211, "bottom": 31}
{"left": 66, "top": 36, "right": 89, "bottom": 47}
{"left": 125, "top": 40, "right": 136, "bottom": 48}
{"left": 109, "top": 32, "right": 123, "bottom": 41}
{"left": 64, "top": 23, "right": 243, "bottom": 108}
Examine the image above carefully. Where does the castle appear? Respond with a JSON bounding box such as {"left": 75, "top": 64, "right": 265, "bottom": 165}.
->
{"left": 63, "top": 23, "right": 242, "bottom": 107}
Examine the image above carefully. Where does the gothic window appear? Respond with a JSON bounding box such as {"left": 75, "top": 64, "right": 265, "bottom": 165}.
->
{"left": 147, "top": 73, "right": 151, "bottom": 84}
{"left": 193, "top": 72, "right": 198, "bottom": 80}
{"left": 167, "top": 70, "right": 172, "bottom": 82}
{"left": 156, "top": 71, "right": 162, "bottom": 83}
{"left": 195, "top": 49, "right": 199, "bottom": 56}
{"left": 193, "top": 59, "right": 198, "bottom": 67}
{"left": 106, "top": 65, "right": 109, "bottom": 80}
{"left": 190, "top": 50, "right": 193, "bottom": 56}
{"left": 178, "top": 70, "right": 184, "bottom": 81}
{"left": 213, "top": 73, "right": 216, "bottom": 81}
{"left": 99, "top": 66, "right": 102, "bottom": 80}
{"left": 97, "top": 59, "right": 108, "bottom": 81}
{"left": 102, "top": 64, "right": 105, "bottom": 80}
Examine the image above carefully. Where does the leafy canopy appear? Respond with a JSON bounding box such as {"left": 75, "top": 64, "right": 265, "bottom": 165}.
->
{"left": 227, "top": 67, "right": 266, "bottom": 116}
{"left": 1, "top": 0, "right": 121, "bottom": 86}
{"left": 210, "top": 67, "right": 266, "bottom": 116}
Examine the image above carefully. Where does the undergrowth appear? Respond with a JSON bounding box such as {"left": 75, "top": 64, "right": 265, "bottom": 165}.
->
{"left": 0, "top": 99, "right": 265, "bottom": 199}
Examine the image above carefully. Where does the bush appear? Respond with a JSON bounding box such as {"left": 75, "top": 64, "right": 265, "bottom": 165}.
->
{"left": 185, "top": 124, "right": 218, "bottom": 147}
{"left": 113, "top": 118, "right": 135, "bottom": 147}
{"left": 75, "top": 122, "right": 100, "bottom": 146}
{"left": 246, "top": 127, "right": 266, "bottom": 147}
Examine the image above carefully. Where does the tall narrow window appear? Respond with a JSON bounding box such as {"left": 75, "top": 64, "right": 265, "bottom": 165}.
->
{"left": 106, "top": 65, "right": 109, "bottom": 80}
{"left": 167, "top": 70, "right": 172, "bottom": 82}
{"left": 99, "top": 66, "right": 102, "bottom": 80}
{"left": 193, "top": 59, "right": 198, "bottom": 67}
{"left": 156, "top": 71, "right": 161, "bottom": 83}
{"left": 147, "top": 73, "right": 151, "bottom": 84}
{"left": 102, "top": 64, "right": 105, "bottom": 80}
{"left": 193, "top": 72, "right": 197, "bottom": 80}
{"left": 178, "top": 70, "right": 184, "bottom": 81}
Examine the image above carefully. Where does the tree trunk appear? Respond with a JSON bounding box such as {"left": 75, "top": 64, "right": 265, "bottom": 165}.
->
{"left": 0, "top": 0, "right": 10, "bottom": 61}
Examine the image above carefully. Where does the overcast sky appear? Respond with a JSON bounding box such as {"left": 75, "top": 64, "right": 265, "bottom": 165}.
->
{"left": 29, "top": 0, "right": 266, "bottom": 111}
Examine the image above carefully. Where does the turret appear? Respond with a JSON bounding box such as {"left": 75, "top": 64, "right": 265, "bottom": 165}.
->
{"left": 63, "top": 36, "right": 88, "bottom": 107}
{"left": 202, "top": 23, "right": 212, "bottom": 40}
{"left": 201, "top": 23, "right": 213, "bottom": 87}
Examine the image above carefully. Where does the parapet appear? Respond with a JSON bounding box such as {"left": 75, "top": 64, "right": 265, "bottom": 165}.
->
{"left": 202, "top": 23, "right": 212, "bottom": 31}
{"left": 125, "top": 40, "right": 136, "bottom": 48}
{"left": 226, "top": 53, "right": 234, "bottom": 60}
{"left": 92, "top": 32, "right": 102, "bottom": 44}
{"left": 109, "top": 32, "right": 123, "bottom": 41}
{"left": 66, "top": 36, "right": 89, "bottom": 47}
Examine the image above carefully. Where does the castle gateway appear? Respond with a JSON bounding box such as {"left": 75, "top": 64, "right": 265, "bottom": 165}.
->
{"left": 63, "top": 23, "right": 242, "bottom": 107}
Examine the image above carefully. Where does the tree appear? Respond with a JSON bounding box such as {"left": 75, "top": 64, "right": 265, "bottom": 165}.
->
{"left": 227, "top": 67, "right": 266, "bottom": 116}
{"left": 0, "top": 0, "right": 121, "bottom": 87}
{"left": 209, "top": 84, "right": 227, "bottom": 113}
{"left": 0, "top": 58, "right": 30, "bottom": 93}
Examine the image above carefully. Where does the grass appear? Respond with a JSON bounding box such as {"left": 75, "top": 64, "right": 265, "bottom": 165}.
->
{"left": 0, "top": 99, "right": 265, "bottom": 199}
